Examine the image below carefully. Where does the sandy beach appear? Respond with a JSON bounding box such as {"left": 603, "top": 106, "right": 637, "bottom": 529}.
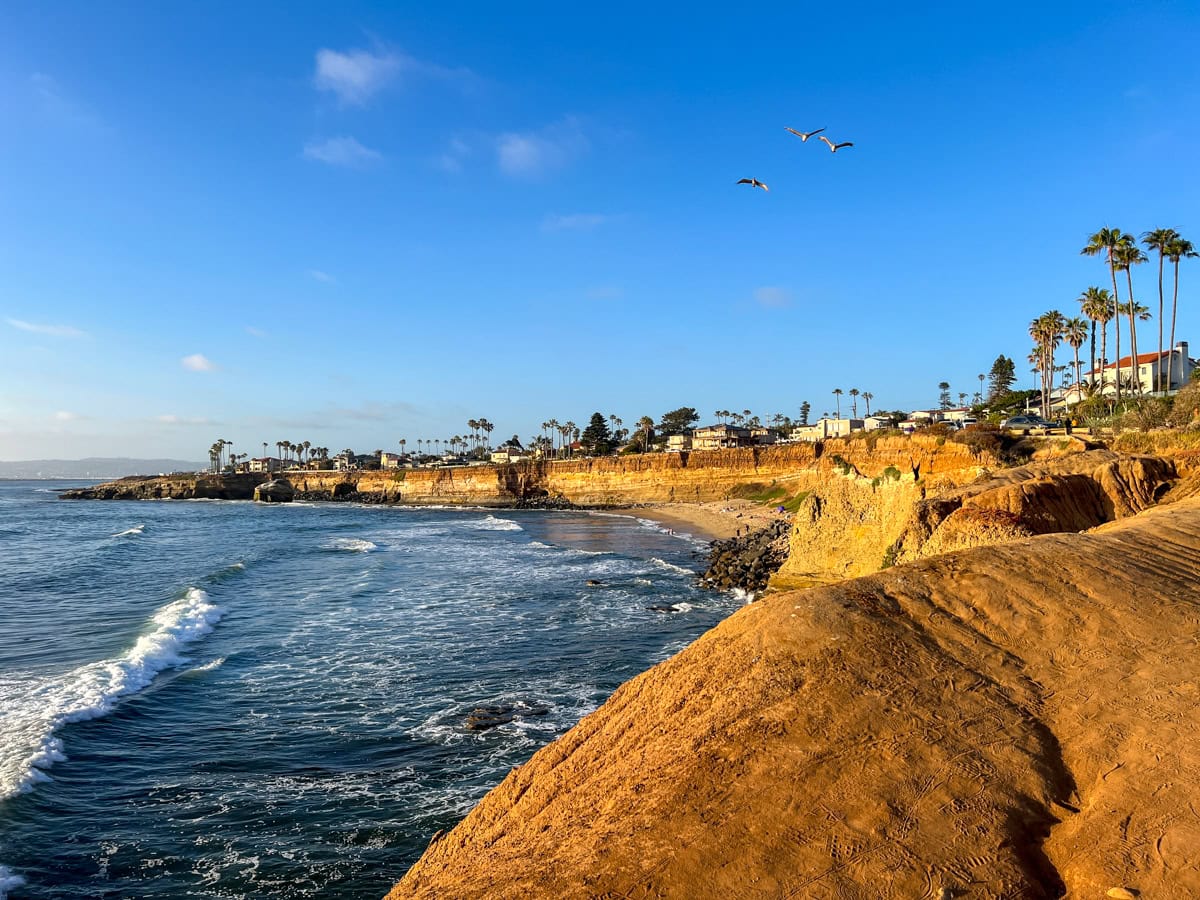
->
{"left": 622, "top": 499, "right": 791, "bottom": 541}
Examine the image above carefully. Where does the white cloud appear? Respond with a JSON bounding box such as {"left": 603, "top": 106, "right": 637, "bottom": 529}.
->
{"left": 245, "top": 326, "right": 268, "bottom": 338}
{"left": 54, "top": 410, "right": 77, "bottom": 421}
{"left": 303, "top": 136, "right": 382, "bottom": 167}
{"left": 181, "top": 353, "right": 216, "bottom": 372}
{"left": 435, "top": 137, "right": 471, "bottom": 173}
{"left": 308, "top": 269, "right": 336, "bottom": 283}
{"left": 6, "top": 318, "right": 88, "bottom": 338}
{"left": 542, "top": 212, "right": 614, "bottom": 232}
{"left": 157, "top": 414, "right": 213, "bottom": 426}
{"left": 496, "top": 118, "right": 588, "bottom": 177}
{"left": 314, "top": 48, "right": 400, "bottom": 106}
{"left": 753, "top": 286, "right": 793, "bottom": 309}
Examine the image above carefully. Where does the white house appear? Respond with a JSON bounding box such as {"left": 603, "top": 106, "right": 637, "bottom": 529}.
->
{"left": 790, "top": 418, "right": 864, "bottom": 442}
{"left": 1080, "top": 341, "right": 1194, "bottom": 397}
{"left": 692, "top": 424, "right": 751, "bottom": 450}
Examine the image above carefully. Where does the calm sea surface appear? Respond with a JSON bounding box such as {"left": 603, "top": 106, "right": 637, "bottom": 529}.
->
{"left": 0, "top": 481, "right": 738, "bottom": 899}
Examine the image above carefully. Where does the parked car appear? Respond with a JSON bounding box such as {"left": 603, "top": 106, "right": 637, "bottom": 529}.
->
{"left": 1001, "top": 414, "right": 1056, "bottom": 430}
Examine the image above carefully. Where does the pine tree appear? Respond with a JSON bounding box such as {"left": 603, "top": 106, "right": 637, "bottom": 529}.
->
{"left": 580, "top": 412, "right": 613, "bottom": 455}
{"left": 799, "top": 401, "right": 811, "bottom": 425}
{"left": 986, "top": 355, "right": 1016, "bottom": 402}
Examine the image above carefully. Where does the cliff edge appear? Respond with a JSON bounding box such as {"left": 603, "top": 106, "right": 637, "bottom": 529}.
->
{"left": 389, "top": 497, "right": 1200, "bottom": 898}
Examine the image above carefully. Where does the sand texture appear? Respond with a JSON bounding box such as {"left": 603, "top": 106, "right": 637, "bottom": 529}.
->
{"left": 389, "top": 496, "right": 1200, "bottom": 899}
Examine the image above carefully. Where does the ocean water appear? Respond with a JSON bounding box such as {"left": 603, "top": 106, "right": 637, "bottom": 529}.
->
{"left": 0, "top": 481, "right": 738, "bottom": 899}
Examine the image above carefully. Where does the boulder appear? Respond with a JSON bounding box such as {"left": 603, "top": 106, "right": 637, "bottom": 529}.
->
{"left": 253, "top": 479, "right": 295, "bottom": 503}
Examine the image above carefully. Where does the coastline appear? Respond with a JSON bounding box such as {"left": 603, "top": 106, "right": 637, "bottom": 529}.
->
{"left": 618, "top": 499, "right": 790, "bottom": 542}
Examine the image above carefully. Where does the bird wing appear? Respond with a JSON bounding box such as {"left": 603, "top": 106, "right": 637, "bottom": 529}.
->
{"left": 756, "top": 180, "right": 769, "bottom": 191}
{"left": 785, "top": 127, "right": 804, "bottom": 138}
{"left": 807, "top": 127, "right": 826, "bottom": 138}
{"left": 835, "top": 141, "right": 854, "bottom": 149}
{"left": 818, "top": 135, "right": 835, "bottom": 149}
{"left": 736, "top": 178, "right": 753, "bottom": 185}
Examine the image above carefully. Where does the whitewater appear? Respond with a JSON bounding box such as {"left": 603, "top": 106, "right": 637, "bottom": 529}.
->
{"left": 0, "top": 481, "right": 736, "bottom": 899}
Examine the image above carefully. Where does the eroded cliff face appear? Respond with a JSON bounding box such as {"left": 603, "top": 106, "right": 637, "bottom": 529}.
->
{"left": 388, "top": 498, "right": 1200, "bottom": 899}
{"left": 773, "top": 447, "right": 1177, "bottom": 589}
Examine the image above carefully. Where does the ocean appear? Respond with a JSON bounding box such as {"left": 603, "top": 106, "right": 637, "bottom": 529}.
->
{"left": 0, "top": 481, "right": 738, "bottom": 899}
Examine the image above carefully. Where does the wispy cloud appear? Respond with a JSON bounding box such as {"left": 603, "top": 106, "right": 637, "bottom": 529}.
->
{"left": 314, "top": 48, "right": 401, "bottom": 106}
{"left": 435, "top": 137, "right": 471, "bottom": 173}
{"left": 181, "top": 353, "right": 216, "bottom": 372}
{"left": 30, "top": 72, "right": 104, "bottom": 131}
{"left": 753, "top": 286, "right": 793, "bottom": 309}
{"left": 245, "top": 326, "right": 268, "bottom": 338}
{"left": 303, "top": 136, "right": 382, "bottom": 167}
{"left": 54, "top": 410, "right": 78, "bottom": 422}
{"left": 496, "top": 117, "right": 588, "bottom": 178}
{"left": 156, "top": 414, "right": 214, "bottom": 426}
{"left": 542, "top": 212, "right": 615, "bottom": 232}
{"left": 6, "top": 318, "right": 88, "bottom": 338}
{"left": 585, "top": 285, "right": 624, "bottom": 301}
{"left": 308, "top": 269, "right": 336, "bottom": 284}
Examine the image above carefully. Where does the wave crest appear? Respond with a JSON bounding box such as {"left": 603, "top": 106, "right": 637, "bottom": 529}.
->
{"left": 0, "top": 588, "right": 223, "bottom": 801}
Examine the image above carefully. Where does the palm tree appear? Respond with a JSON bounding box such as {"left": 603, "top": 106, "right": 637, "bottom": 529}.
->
{"left": 1166, "top": 235, "right": 1198, "bottom": 390}
{"left": 1030, "top": 312, "right": 1066, "bottom": 417}
{"left": 546, "top": 419, "right": 560, "bottom": 455}
{"left": 1114, "top": 242, "right": 1149, "bottom": 394}
{"left": 977, "top": 374, "right": 985, "bottom": 406}
{"left": 861, "top": 392, "right": 873, "bottom": 416}
{"left": 563, "top": 421, "right": 577, "bottom": 457}
{"left": 480, "top": 419, "right": 494, "bottom": 450}
{"left": 1064, "top": 316, "right": 1088, "bottom": 395}
{"left": 637, "top": 415, "right": 654, "bottom": 453}
{"left": 848, "top": 388, "right": 860, "bottom": 417}
{"left": 1143, "top": 229, "right": 1180, "bottom": 391}
{"left": 1082, "top": 228, "right": 1135, "bottom": 401}
{"left": 1079, "top": 286, "right": 1113, "bottom": 390}
{"left": 832, "top": 388, "right": 843, "bottom": 419}
{"left": 467, "top": 419, "right": 479, "bottom": 452}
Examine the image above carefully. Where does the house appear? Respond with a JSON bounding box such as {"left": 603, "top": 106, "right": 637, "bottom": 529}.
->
{"left": 380, "top": 451, "right": 407, "bottom": 469}
{"left": 1081, "top": 341, "right": 1194, "bottom": 397}
{"left": 491, "top": 448, "right": 529, "bottom": 464}
{"left": 862, "top": 415, "right": 893, "bottom": 431}
{"left": 666, "top": 433, "right": 693, "bottom": 452}
{"left": 692, "top": 424, "right": 751, "bottom": 450}
{"left": 333, "top": 452, "right": 356, "bottom": 471}
{"left": 247, "top": 457, "right": 281, "bottom": 474}
{"left": 749, "top": 427, "right": 777, "bottom": 445}
{"left": 790, "top": 418, "right": 864, "bottom": 442}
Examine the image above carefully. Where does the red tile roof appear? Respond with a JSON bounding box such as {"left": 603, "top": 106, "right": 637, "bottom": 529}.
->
{"left": 1085, "top": 350, "right": 1172, "bottom": 375}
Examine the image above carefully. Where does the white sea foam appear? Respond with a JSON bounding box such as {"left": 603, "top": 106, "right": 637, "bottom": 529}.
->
{"left": 187, "top": 656, "right": 226, "bottom": 674}
{"left": 732, "top": 587, "right": 756, "bottom": 604}
{"left": 463, "top": 515, "right": 522, "bottom": 532}
{"left": 113, "top": 524, "right": 145, "bottom": 537}
{"left": 0, "top": 865, "right": 25, "bottom": 899}
{"left": 0, "top": 588, "right": 224, "bottom": 801}
{"left": 648, "top": 557, "right": 694, "bottom": 576}
{"left": 326, "top": 538, "right": 376, "bottom": 552}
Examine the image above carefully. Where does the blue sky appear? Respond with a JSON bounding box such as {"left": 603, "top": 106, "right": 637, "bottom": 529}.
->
{"left": 2, "top": 2, "right": 1199, "bottom": 460}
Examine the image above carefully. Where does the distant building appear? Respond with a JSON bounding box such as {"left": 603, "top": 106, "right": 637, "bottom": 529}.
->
{"left": 862, "top": 415, "right": 893, "bottom": 431}
{"left": 380, "top": 451, "right": 407, "bottom": 469}
{"left": 248, "top": 457, "right": 281, "bottom": 473}
{"left": 333, "top": 452, "right": 356, "bottom": 471}
{"left": 749, "top": 427, "right": 777, "bottom": 445}
{"left": 790, "top": 418, "right": 863, "bottom": 442}
{"left": 666, "top": 433, "right": 693, "bottom": 452}
{"left": 692, "top": 424, "right": 751, "bottom": 450}
{"left": 491, "top": 448, "right": 529, "bottom": 464}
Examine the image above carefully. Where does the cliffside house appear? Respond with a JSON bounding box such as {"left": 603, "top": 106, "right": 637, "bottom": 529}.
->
{"left": 490, "top": 447, "right": 530, "bottom": 464}
{"left": 862, "top": 415, "right": 893, "bottom": 431}
{"left": 1077, "top": 341, "right": 1194, "bottom": 399}
{"left": 247, "top": 456, "right": 282, "bottom": 474}
{"left": 666, "top": 433, "right": 693, "bottom": 452}
{"left": 692, "top": 424, "right": 752, "bottom": 450}
{"left": 790, "top": 418, "right": 864, "bottom": 442}
{"left": 749, "top": 426, "right": 777, "bottom": 445}
{"left": 380, "top": 451, "right": 408, "bottom": 469}
{"left": 333, "top": 452, "right": 356, "bottom": 471}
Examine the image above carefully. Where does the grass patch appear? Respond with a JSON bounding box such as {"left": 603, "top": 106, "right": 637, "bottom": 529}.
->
{"left": 729, "top": 482, "right": 789, "bottom": 504}
{"left": 391, "top": 470, "right": 407, "bottom": 482}
{"left": 782, "top": 491, "right": 811, "bottom": 513}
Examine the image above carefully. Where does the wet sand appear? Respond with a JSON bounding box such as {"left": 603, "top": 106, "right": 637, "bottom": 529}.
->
{"left": 623, "top": 499, "right": 790, "bottom": 541}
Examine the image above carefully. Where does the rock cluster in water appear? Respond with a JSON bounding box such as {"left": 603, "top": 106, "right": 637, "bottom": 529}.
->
{"left": 701, "top": 518, "right": 792, "bottom": 593}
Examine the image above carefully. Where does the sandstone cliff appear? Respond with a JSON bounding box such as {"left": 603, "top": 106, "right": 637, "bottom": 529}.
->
{"left": 389, "top": 498, "right": 1200, "bottom": 899}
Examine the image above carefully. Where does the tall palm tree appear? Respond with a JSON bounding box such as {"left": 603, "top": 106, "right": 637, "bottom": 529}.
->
{"left": 977, "top": 373, "right": 985, "bottom": 406}
{"left": 848, "top": 388, "right": 860, "bottom": 417}
{"left": 832, "top": 388, "right": 843, "bottom": 419}
{"left": 1113, "top": 242, "right": 1149, "bottom": 394}
{"left": 1064, "top": 316, "right": 1088, "bottom": 395}
{"left": 467, "top": 419, "right": 479, "bottom": 452}
{"left": 1079, "top": 286, "right": 1112, "bottom": 390}
{"left": 1030, "top": 312, "right": 1066, "bottom": 417}
{"left": 861, "top": 392, "right": 873, "bottom": 416}
{"left": 1081, "top": 228, "right": 1135, "bottom": 401}
{"left": 546, "top": 419, "right": 560, "bottom": 454}
{"left": 637, "top": 415, "right": 654, "bottom": 453}
{"left": 1166, "top": 235, "right": 1198, "bottom": 390}
{"left": 1143, "top": 229, "right": 1180, "bottom": 391}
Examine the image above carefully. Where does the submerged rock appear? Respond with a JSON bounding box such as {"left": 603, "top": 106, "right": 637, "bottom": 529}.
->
{"left": 464, "top": 703, "right": 551, "bottom": 732}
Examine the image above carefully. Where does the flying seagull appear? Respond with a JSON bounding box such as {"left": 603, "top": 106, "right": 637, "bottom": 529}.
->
{"left": 818, "top": 136, "right": 854, "bottom": 153}
{"left": 736, "top": 178, "right": 769, "bottom": 191}
{"left": 785, "top": 127, "right": 825, "bottom": 142}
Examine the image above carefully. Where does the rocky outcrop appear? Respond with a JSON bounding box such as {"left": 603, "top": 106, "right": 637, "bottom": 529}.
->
{"left": 773, "top": 450, "right": 1177, "bottom": 588}
{"left": 701, "top": 519, "right": 792, "bottom": 593}
{"left": 253, "top": 479, "right": 294, "bottom": 503}
{"left": 60, "top": 473, "right": 266, "bottom": 500}
{"left": 388, "top": 498, "right": 1200, "bottom": 899}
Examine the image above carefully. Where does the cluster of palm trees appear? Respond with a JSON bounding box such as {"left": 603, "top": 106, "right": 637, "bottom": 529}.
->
{"left": 829, "top": 388, "right": 874, "bottom": 419}
{"left": 206, "top": 438, "right": 331, "bottom": 473}
{"left": 1028, "top": 227, "right": 1196, "bottom": 417}
{"left": 539, "top": 419, "right": 581, "bottom": 457}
